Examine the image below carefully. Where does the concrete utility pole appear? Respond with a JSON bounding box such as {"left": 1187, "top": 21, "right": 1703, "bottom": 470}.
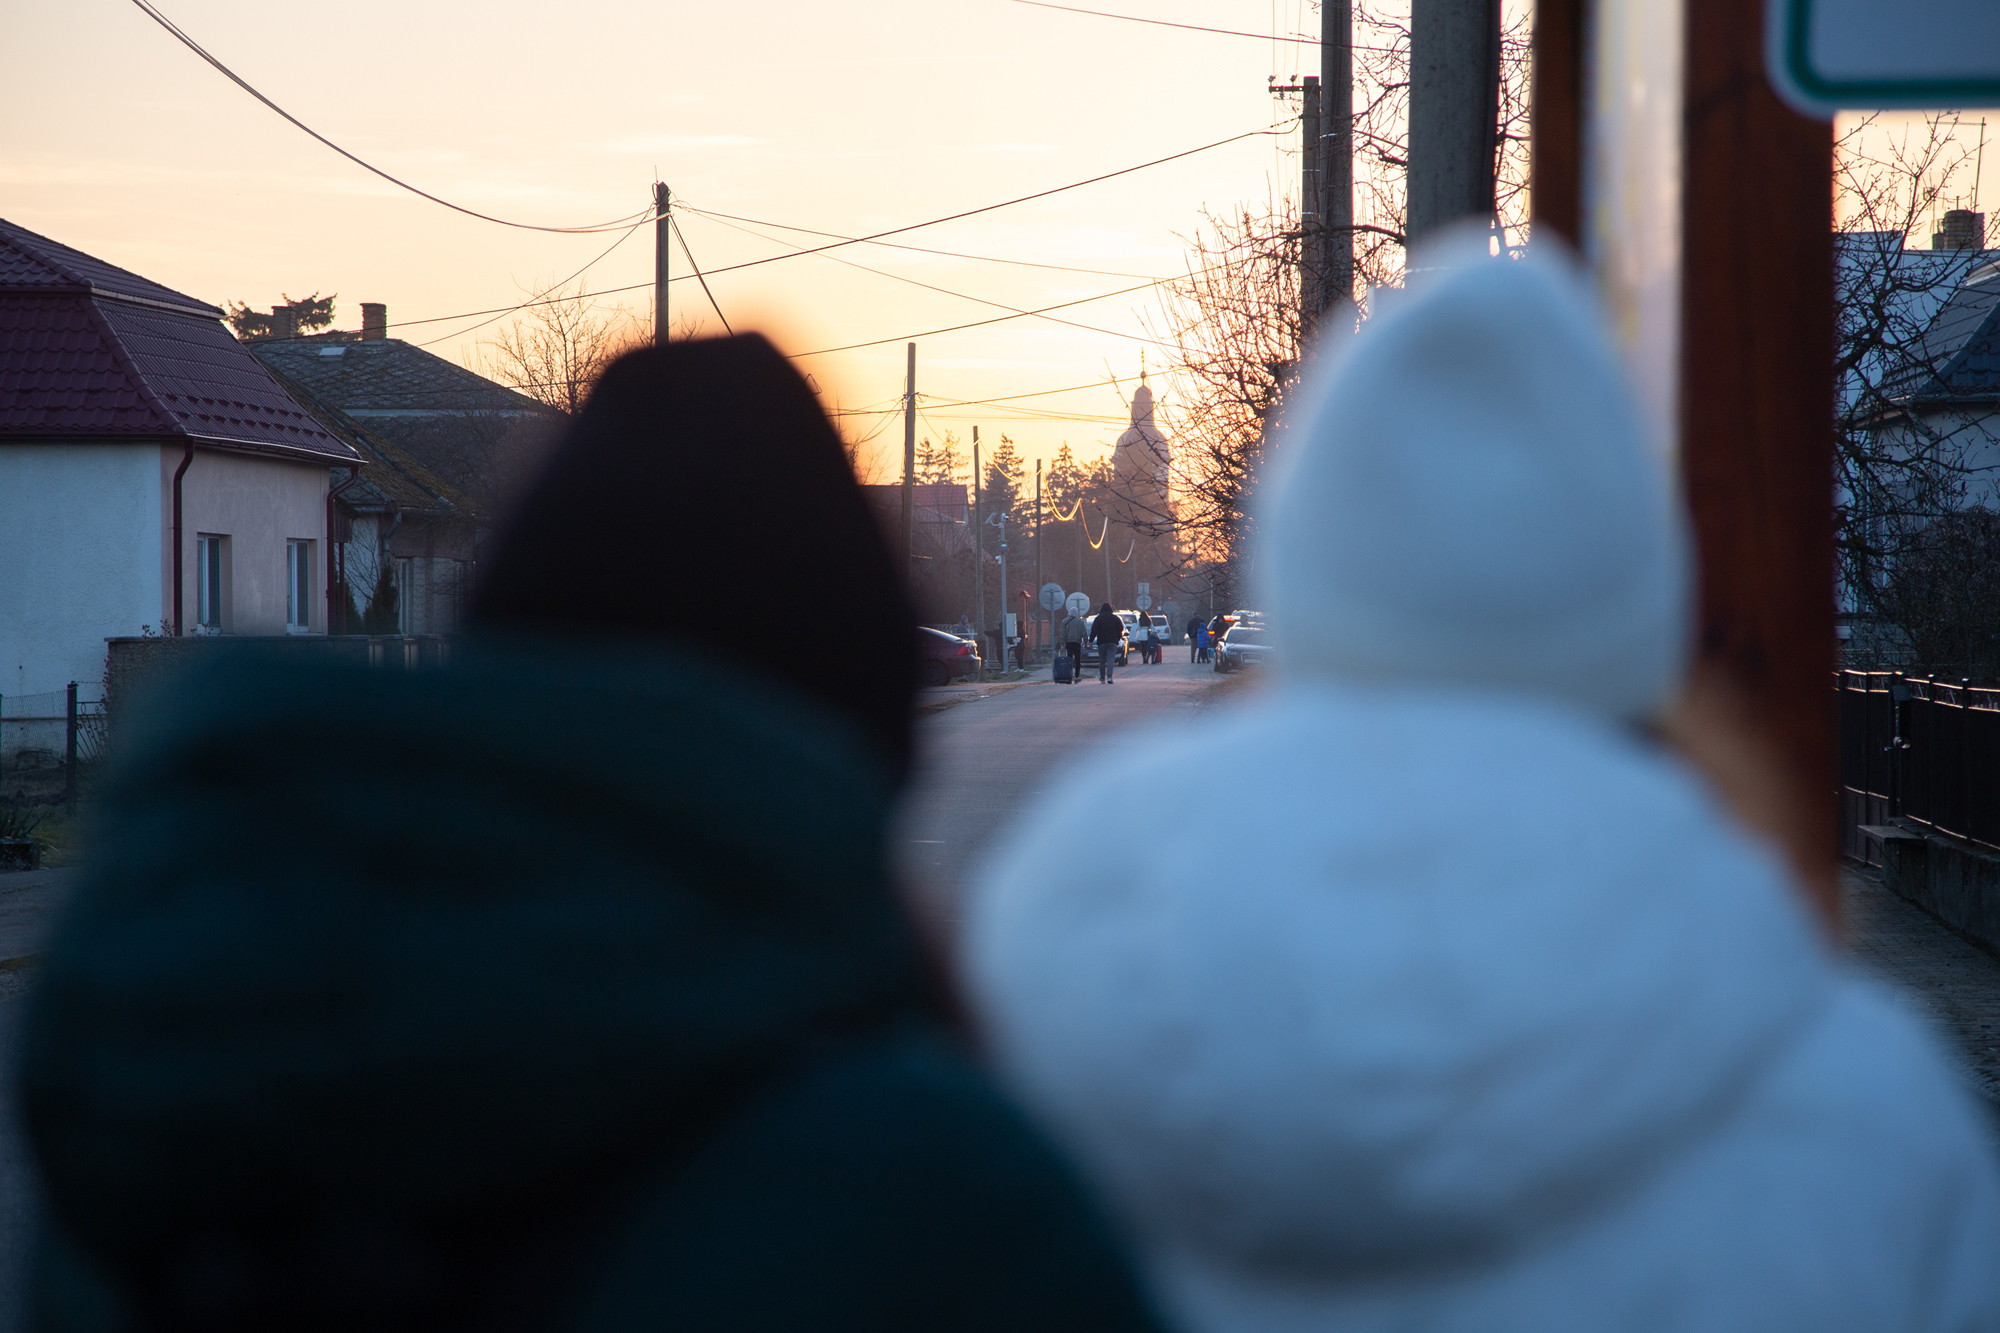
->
{"left": 900, "top": 343, "right": 916, "bottom": 573}
{"left": 1036, "top": 459, "right": 1047, "bottom": 660}
{"left": 1301, "top": 75, "right": 1323, "bottom": 328}
{"left": 653, "top": 183, "right": 671, "bottom": 345}
{"left": 973, "top": 433, "right": 985, "bottom": 679}
{"left": 1406, "top": 0, "right": 1502, "bottom": 245}
{"left": 1322, "top": 0, "right": 1354, "bottom": 309}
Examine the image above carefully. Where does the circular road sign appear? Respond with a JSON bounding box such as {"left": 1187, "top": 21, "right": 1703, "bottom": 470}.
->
{"left": 1039, "top": 582, "right": 1065, "bottom": 611}
{"left": 1135, "top": 592, "right": 1152, "bottom": 610}
{"left": 1065, "top": 592, "right": 1092, "bottom": 617}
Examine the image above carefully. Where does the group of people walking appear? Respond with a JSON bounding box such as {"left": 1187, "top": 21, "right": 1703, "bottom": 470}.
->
{"left": 18, "top": 245, "right": 2000, "bottom": 1332}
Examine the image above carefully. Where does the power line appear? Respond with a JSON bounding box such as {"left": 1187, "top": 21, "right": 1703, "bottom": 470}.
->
{"left": 414, "top": 214, "right": 652, "bottom": 348}
{"left": 677, "top": 206, "right": 1155, "bottom": 279}
{"left": 1004, "top": 0, "right": 1396, "bottom": 49}
{"left": 385, "top": 122, "right": 1285, "bottom": 333}
{"left": 684, "top": 210, "right": 1170, "bottom": 349}
{"left": 788, "top": 278, "right": 1167, "bottom": 359}
{"left": 128, "top": 0, "right": 651, "bottom": 234}
{"left": 670, "top": 213, "right": 733, "bottom": 336}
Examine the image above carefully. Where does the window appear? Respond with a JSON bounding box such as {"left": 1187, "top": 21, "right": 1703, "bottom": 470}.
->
{"left": 196, "top": 534, "right": 224, "bottom": 631}
{"left": 287, "top": 540, "right": 313, "bottom": 632}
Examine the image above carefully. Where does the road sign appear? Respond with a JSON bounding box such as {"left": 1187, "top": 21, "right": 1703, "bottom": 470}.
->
{"left": 1137, "top": 582, "right": 1149, "bottom": 595}
{"left": 1039, "top": 582, "right": 1065, "bottom": 611}
{"left": 1065, "top": 592, "right": 1091, "bottom": 617}
{"left": 1767, "top": 0, "right": 2000, "bottom": 116}
{"left": 1136, "top": 592, "right": 1152, "bottom": 610}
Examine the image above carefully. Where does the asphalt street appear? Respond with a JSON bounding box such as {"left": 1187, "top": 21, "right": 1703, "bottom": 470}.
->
{"left": 894, "top": 653, "right": 1246, "bottom": 939}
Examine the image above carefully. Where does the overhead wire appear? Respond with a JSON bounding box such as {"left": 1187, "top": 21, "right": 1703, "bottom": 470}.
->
{"left": 1005, "top": 0, "right": 1395, "bottom": 49}
{"left": 413, "top": 213, "right": 651, "bottom": 349}
{"left": 669, "top": 213, "right": 733, "bottom": 336}
{"left": 676, "top": 206, "right": 1154, "bottom": 279}
{"left": 128, "top": 0, "right": 652, "bottom": 234}
{"left": 787, "top": 277, "right": 1170, "bottom": 359}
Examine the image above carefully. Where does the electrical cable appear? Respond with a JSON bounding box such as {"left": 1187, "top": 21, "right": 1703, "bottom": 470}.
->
{"left": 684, "top": 209, "right": 1171, "bottom": 349}
{"left": 669, "top": 213, "right": 733, "bottom": 336}
{"left": 788, "top": 277, "right": 1168, "bottom": 359}
{"left": 1087, "top": 512, "right": 1110, "bottom": 549}
{"left": 385, "top": 121, "right": 1286, "bottom": 333}
{"left": 676, "top": 206, "right": 1154, "bottom": 279}
{"left": 128, "top": 0, "right": 652, "bottom": 234}
{"left": 1005, "top": 0, "right": 1395, "bottom": 50}
{"left": 413, "top": 214, "right": 651, "bottom": 348}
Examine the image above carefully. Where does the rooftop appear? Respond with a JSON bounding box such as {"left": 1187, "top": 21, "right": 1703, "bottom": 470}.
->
{"left": 0, "top": 218, "right": 359, "bottom": 462}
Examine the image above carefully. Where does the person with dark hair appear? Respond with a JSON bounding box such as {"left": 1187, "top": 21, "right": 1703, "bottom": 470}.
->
{"left": 1090, "top": 602, "right": 1123, "bottom": 684}
{"left": 1187, "top": 615, "right": 1205, "bottom": 664}
{"left": 19, "top": 335, "right": 1162, "bottom": 1333}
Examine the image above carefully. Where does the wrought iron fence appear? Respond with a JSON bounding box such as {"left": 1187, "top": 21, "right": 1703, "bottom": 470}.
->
{"left": 1837, "top": 670, "right": 2000, "bottom": 863}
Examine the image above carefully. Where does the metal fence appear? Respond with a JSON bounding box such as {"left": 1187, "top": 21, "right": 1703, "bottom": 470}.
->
{"left": 1, "top": 682, "right": 109, "bottom": 806}
{"left": 1837, "top": 670, "right": 2000, "bottom": 864}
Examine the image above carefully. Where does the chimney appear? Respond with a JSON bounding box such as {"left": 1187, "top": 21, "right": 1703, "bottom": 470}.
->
{"left": 361, "top": 302, "right": 387, "bottom": 341}
{"left": 269, "top": 304, "right": 299, "bottom": 340}
{"left": 1933, "top": 209, "right": 1986, "bottom": 251}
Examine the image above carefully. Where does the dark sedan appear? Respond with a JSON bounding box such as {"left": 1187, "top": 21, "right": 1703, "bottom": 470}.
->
{"left": 1213, "top": 624, "right": 1272, "bottom": 673}
{"left": 919, "top": 626, "right": 983, "bottom": 685}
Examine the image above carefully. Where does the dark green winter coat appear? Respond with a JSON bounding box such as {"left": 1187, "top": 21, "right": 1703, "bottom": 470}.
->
{"left": 20, "top": 638, "right": 1160, "bottom": 1333}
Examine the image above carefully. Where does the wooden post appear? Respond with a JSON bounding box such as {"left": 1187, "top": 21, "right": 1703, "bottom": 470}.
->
{"left": 1680, "top": 0, "right": 1838, "bottom": 921}
{"left": 1528, "top": 0, "right": 1585, "bottom": 247}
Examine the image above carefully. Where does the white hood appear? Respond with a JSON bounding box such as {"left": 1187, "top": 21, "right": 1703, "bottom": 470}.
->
{"left": 1261, "top": 241, "right": 1691, "bottom": 719}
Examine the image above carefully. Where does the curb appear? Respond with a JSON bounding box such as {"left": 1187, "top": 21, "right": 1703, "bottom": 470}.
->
{"left": 916, "top": 678, "right": 1048, "bottom": 717}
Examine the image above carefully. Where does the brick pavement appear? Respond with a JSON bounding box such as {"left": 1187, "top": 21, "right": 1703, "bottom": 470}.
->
{"left": 1842, "top": 864, "right": 2000, "bottom": 1125}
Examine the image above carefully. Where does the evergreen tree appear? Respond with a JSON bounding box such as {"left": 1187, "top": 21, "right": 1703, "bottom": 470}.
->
{"left": 982, "top": 434, "right": 1026, "bottom": 522}
{"left": 915, "top": 431, "right": 966, "bottom": 485}
{"left": 360, "top": 563, "right": 400, "bottom": 635}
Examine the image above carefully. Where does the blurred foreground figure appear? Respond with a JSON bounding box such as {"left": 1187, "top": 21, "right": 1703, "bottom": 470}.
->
{"left": 20, "top": 336, "right": 1159, "bottom": 1333}
{"left": 965, "top": 250, "right": 2000, "bottom": 1331}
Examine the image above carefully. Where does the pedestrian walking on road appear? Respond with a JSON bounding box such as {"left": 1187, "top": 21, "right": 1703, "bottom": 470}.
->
{"left": 1195, "top": 617, "right": 1212, "bottom": 663}
{"left": 1061, "top": 610, "right": 1087, "bottom": 685}
{"left": 966, "top": 243, "right": 2000, "bottom": 1332}
{"left": 20, "top": 334, "right": 1163, "bottom": 1333}
{"left": 1186, "top": 615, "right": 1204, "bottom": 664}
{"left": 1091, "top": 602, "right": 1122, "bottom": 683}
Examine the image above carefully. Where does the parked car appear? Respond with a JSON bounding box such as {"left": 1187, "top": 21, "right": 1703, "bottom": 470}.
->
{"left": 1213, "top": 623, "right": 1272, "bottom": 673}
{"left": 919, "top": 626, "right": 983, "bottom": 685}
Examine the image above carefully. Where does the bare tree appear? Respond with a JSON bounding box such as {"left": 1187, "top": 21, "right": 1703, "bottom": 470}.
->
{"left": 480, "top": 282, "right": 647, "bottom": 415}
{"left": 1835, "top": 113, "right": 1995, "bottom": 656}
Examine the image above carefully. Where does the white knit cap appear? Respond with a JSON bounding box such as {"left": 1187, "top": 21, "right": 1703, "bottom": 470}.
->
{"left": 1259, "top": 235, "right": 1691, "bottom": 718}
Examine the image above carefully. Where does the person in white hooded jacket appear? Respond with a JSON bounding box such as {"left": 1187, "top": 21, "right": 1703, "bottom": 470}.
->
{"left": 962, "top": 238, "right": 2000, "bottom": 1333}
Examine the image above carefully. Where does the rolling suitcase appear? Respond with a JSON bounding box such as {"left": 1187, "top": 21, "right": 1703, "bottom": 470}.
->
{"left": 1053, "top": 648, "right": 1074, "bottom": 683}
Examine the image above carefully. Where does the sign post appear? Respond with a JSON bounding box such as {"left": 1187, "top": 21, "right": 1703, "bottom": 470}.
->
{"left": 1065, "top": 592, "right": 1092, "bottom": 618}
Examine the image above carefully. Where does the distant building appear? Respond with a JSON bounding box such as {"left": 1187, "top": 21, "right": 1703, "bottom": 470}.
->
{"left": 248, "top": 315, "right": 560, "bottom": 632}
{"left": 1107, "top": 373, "right": 1179, "bottom": 623}
{"left": 0, "top": 218, "right": 360, "bottom": 702}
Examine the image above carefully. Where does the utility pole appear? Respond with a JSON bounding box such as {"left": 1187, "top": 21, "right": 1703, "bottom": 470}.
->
{"left": 998, "top": 510, "right": 1011, "bottom": 673}
{"left": 1322, "top": 0, "right": 1354, "bottom": 310}
{"left": 900, "top": 343, "right": 916, "bottom": 574}
{"left": 1407, "top": 0, "right": 1501, "bottom": 245}
{"left": 1036, "top": 459, "right": 1046, "bottom": 662}
{"left": 653, "top": 183, "right": 671, "bottom": 345}
{"left": 1301, "top": 75, "right": 1322, "bottom": 330}
{"left": 973, "top": 432, "right": 985, "bottom": 679}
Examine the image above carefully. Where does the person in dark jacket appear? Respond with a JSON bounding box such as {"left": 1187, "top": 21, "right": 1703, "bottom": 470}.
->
{"left": 1187, "top": 615, "right": 1205, "bottom": 664}
{"left": 1091, "top": 603, "right": 1123, "bottom": 684}
{"left": 19, "top": 335, "right": 1162, "bottom": 1333}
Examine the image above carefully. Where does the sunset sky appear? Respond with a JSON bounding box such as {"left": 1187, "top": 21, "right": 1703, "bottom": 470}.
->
{"left": 4, "top": 0, "right": 1336, "bottom": 483}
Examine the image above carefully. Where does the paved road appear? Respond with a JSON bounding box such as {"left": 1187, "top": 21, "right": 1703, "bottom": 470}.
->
{"left": 0, "top": 868, "right": 71, "bottom": 1333}
{"left": 895, "top": 655, "right": 1246, "bottom": 939}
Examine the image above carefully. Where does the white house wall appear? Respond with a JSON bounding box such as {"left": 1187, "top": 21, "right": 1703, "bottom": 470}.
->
{"left": 0, "top": 443, "right": 161, "bottom": 698}
{"left": 169, "top": 447, "right": 328, "bottom": 636}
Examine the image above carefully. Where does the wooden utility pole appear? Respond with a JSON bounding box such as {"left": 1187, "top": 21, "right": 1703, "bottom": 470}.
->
{"left": 973, "top": 434, "right": 985, "bottom": 678}
{"left": 1407, "top": 0, "right": 1502, "bottom": 243}
{"left": 653, "top": 183, "right": 671, "bottom": 345}
{"left": 900, "top": 342, "right": 916, "bottom": 574}
{"left": 1680, "top": 0, "right": 1837, "bottom": 918}
{"left": 1529, "top": 0, "right": 1838, "bottom": 922}
{"left": 1321, "top": 0, "right": 1354, "bottom": 309}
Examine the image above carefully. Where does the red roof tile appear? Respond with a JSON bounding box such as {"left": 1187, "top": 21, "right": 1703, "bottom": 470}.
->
{"left": 0, "top": 219, "right": 357, "bottom": 462}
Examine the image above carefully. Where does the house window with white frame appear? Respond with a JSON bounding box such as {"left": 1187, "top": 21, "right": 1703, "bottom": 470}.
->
{"left": 287, "top": 540, "right": 314, "bottom": 633}
{"left": 196, "top": 534, "right": 225, "bottom": 632}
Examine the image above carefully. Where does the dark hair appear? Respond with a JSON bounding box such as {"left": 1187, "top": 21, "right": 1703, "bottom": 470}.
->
{"left": 474, "top": 334, "right": 918, "bottom": 779}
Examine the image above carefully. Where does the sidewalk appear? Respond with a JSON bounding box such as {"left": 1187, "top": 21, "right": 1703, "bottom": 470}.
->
{"left": 1842, "top": 864, "right": 2000, "bottom": 1123}
{"left": 0, "top": 866, "right": 76, "bottom": 977}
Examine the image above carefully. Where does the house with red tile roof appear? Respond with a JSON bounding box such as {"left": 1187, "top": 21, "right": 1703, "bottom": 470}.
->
{"left": 0, "top": 218, "right": 362, "bottom": 699}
